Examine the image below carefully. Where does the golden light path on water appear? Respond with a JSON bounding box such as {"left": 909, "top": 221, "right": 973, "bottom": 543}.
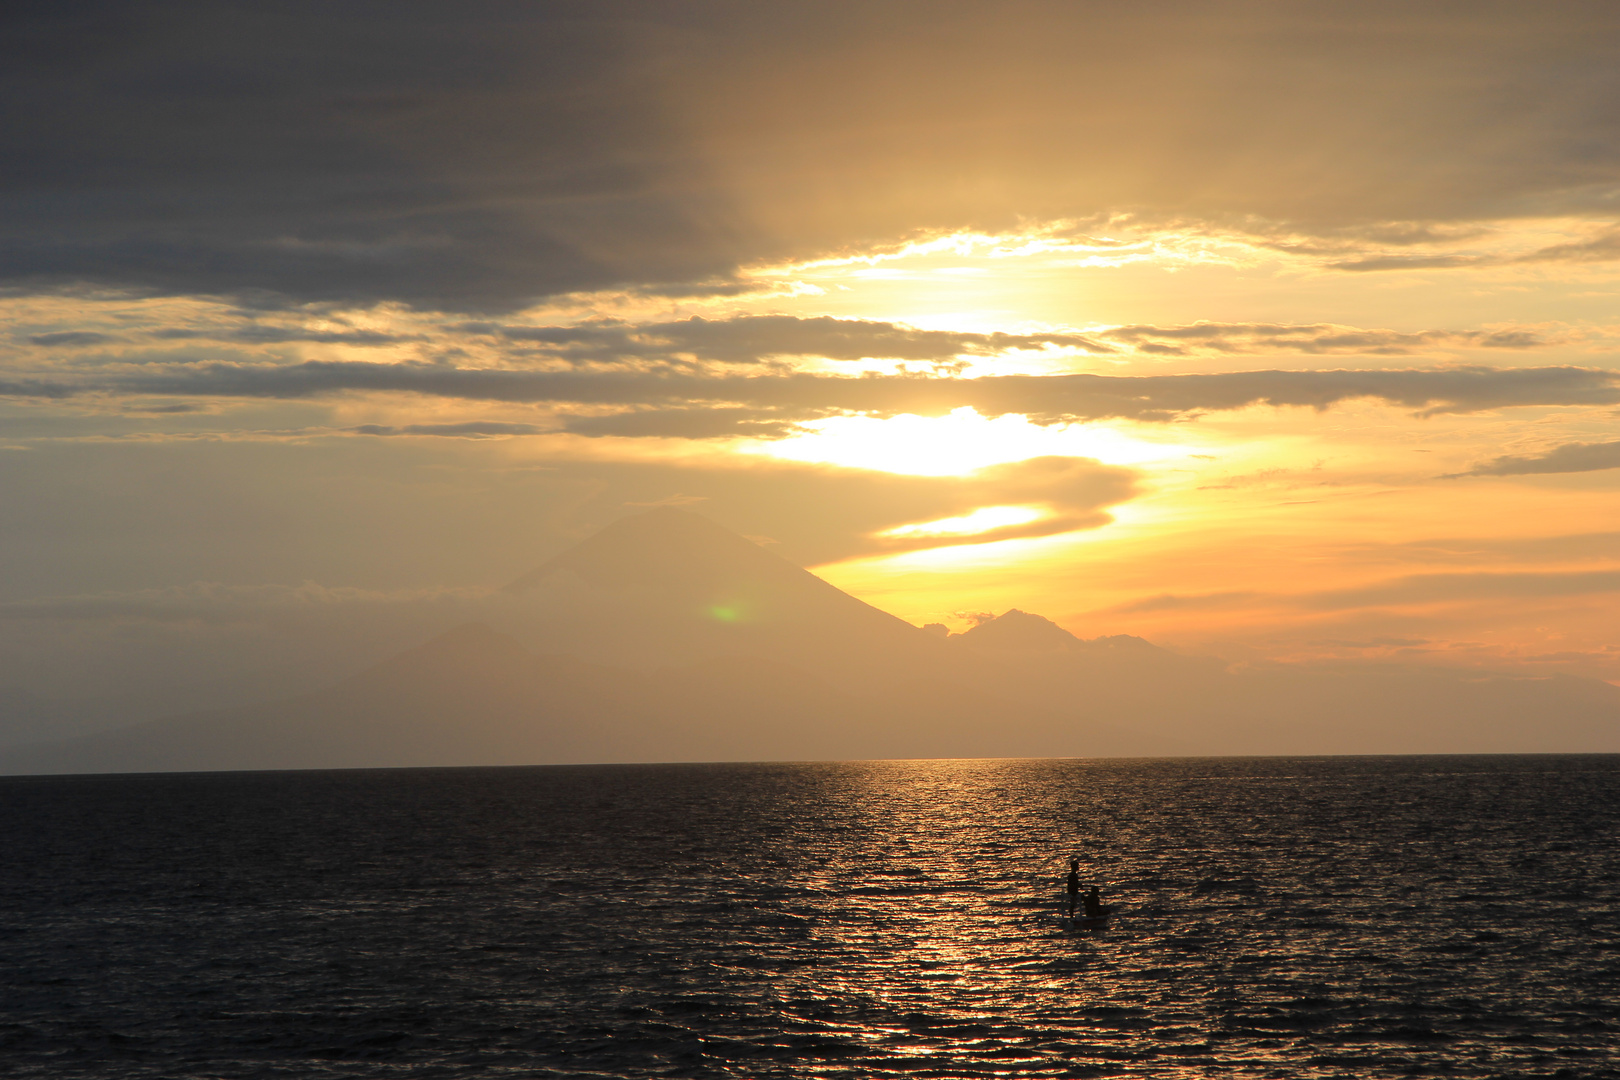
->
{"left": 16, "top": 758, "right": 1617, "bottom": 1077}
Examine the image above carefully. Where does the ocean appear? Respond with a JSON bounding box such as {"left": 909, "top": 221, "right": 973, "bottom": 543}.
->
{"left": 3, "top": 755, "right": 1617, "bottom": 1078}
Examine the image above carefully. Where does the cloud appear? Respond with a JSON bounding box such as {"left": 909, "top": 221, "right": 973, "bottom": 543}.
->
{"left": 349, "top": 421, "right": 543, "bottom": 439}
{"left": 123, "top": 402, "right": 206, "bottom": 414}
{"left": 1326, "top": 230, "right": 1620, "bottom": 273}
{"left": 560, "top": 408, "right": 803, "bottom": 440}
{"left": 890, "top": 456, "right": 1132, "bottom": 551}
{"left": 1114, "top": 591, "right": 1264, "bottom": 614}
{"left": 1310, "top": 636, "right": 1433, "bottom": 649}
{"left": 1329, "top": 530, "right": 1620, "bottom": 566}
{"left": 0, "top": 4, "right": 727, "bottom": 312}
{"left": 627, "top": 280, "right": 774, "bottom": 299}
{"left": 6, "top": 4, "right": 1620, "bottom": 309}
{"left": 28, "top": 331, "right": 116, "bottom": 347}
{"left": 1327, "top": 254, "right": 1486, "bottom": 272}
{"left": 453, "top": 314, "right": 1535, "bottom": 367}
{"left": 0, "top": 377, "right": 75, "bottom": 399}
{"left": 1454, "top": 439, "right": 1620, "bottom": 477}
{"left": 7, "top": 314, "right": 1556, "bottom": 396}
{"left": 153, "top": 326, "right": 413, "bottom": 346}
{"left": 472, "top": 315, "right": 1108, "bottom": 366}
{"left": 1309, "top": 569, "right": 1620, "bottom": 608}
{"left": 1113, "top": 567, "right": 1620, "bottom": 617}
{"left": 472, "top": 315, "right": 1536, "bottom": 366}
{"left": 6, "top": 361, "right": 1617, "bottom": 429}
{"left": 1097, "top": 322, "right": 1544, "bottom": 356}
{"left": 590, "top": 454, "right": 1140, "bottom": 564}
{"left": 1518, "top": 230, "right": 1620, "bottom": 265}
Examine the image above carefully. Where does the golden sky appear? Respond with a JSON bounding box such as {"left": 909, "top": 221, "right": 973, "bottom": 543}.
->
{"left": 4, "top": 1, "right": 1620, "bottom": 702}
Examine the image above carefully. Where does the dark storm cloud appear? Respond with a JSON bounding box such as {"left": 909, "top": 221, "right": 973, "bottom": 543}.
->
{"left": 7, "top": 362, "right": 1616, "bottom": 428}
{"left": 5, "top": 2, "right": 1620, "bottom": 310}
{"left": 0, "top": 1, "right": 735, "bottom": 312}
{"left": 1454, "top": 439, "right": 1620, "bottom": 477}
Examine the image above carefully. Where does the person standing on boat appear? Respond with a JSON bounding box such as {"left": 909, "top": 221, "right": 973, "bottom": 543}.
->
{"left": 1066, "top": 858, "right": 1081, "bottom": 917}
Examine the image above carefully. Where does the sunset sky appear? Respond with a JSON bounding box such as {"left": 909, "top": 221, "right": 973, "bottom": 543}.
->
{"left": 6, "top": 1, "right": 1620, "bottom": 703}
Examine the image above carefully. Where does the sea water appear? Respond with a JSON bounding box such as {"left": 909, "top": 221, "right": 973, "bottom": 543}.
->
{"left": 3, "top": 755, "right": 1617, "bottom": 1078}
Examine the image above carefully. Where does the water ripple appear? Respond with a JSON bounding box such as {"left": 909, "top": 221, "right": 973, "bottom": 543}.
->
{"left": 2, "top": 755, "right": 1617, "bottom": 1077}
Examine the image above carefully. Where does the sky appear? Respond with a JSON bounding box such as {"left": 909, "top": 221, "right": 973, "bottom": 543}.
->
{"left": 6, "top": 0, "right": 1620, "bottom": 714}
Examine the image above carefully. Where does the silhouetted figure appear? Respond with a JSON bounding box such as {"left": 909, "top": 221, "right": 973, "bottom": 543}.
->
{"left": 1066, "top": 858, "right": 1081, "bottom": 917}
{"left": 1083, "top": 885, "right": 1108, "bottom": 919}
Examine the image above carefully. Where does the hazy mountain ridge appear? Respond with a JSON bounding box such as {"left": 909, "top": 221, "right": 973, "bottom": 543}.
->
{"left": 0, "top": 621, "right": 1087, "bottom": 774}
{"left": 3, "top": 509, "right": 1617, "bottom": 775}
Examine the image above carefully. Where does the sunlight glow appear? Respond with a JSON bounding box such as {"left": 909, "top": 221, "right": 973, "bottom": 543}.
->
{"left": 761, "top": 225, "right": 1169, "bottom": 274}
{"left": 879, "top": 505, "right": 1042, "bottom": 538}
{"left": 752, "top": 408, "right": 1198, "bottom": 475}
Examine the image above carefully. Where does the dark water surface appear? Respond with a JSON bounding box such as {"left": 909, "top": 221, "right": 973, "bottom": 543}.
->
{"left": 4, "top": 756, "right": 1619, "bottom": 1078}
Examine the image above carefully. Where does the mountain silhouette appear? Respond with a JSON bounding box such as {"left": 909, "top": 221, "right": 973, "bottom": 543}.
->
{"left": 3, "top": 508, "right": 1618, "bottom": 774}
{"left": 954, "top": 609, "right": 1093, "bottom": 652}
{"left": 498, "top": 507, "right": 945, "bottom": 687}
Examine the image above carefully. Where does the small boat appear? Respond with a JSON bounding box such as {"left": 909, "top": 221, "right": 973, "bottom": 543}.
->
{"left": 1054, "top": 907, "right": 1115, "bottom": 930}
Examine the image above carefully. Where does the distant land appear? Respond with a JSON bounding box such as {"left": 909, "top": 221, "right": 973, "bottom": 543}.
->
{"left": 3, "top": 508, "right": 1618, "bottom": 774}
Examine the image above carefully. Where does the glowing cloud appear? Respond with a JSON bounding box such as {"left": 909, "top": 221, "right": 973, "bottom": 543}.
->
{"left": 879, "top": 506, "right": 1043, "bottom": 539}
{"left": 752, "top": 408, "right": 1197, "bottom": 476}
